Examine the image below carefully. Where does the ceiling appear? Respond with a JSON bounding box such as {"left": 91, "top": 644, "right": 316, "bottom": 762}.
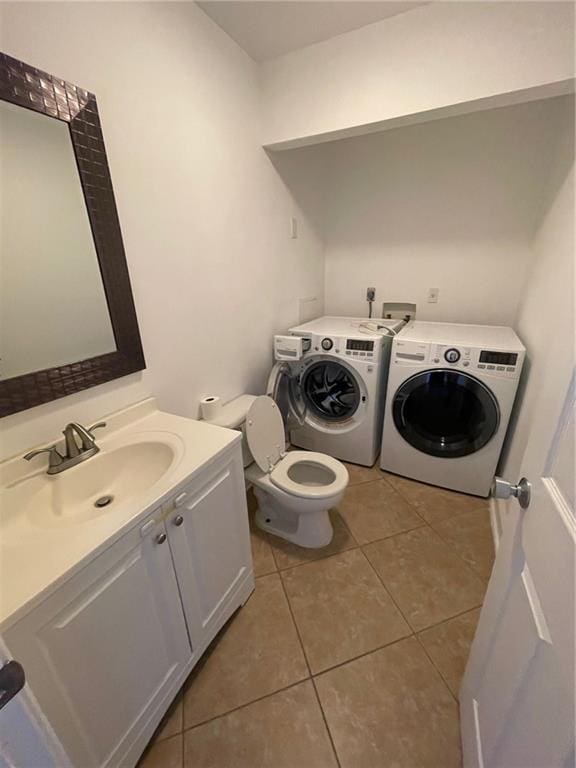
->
{"left": 196, "top": 1, "right": 429, "bottom": 62}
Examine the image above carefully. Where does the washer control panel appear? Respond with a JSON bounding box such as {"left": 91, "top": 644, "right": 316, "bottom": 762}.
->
{"left": 345, "top": 338, "right": 375, "bottom": 360}
{"left": 393, "top": 340, "right": 523, "bottom": 378}
{"left": 296, "top": 333, "right": 382, "bottom": 362}
{"left": 434, "top": 345, "right": 471, "bottom": 366}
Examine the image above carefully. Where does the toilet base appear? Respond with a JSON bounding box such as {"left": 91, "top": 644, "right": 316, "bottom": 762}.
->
{"left": 253, "top": 487, "right": 333, "bottom": 549}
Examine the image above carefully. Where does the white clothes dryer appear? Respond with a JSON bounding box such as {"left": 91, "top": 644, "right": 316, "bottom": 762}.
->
{"left": 268, "top": 316, "right": 405, "bottom": 467}
{"left": 380, "top": 321, "right": 525, "bottom": 496}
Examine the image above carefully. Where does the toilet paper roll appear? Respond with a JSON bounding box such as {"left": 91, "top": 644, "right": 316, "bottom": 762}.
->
{"left": 200, "top": 396, "right": 222, "bottom": 421}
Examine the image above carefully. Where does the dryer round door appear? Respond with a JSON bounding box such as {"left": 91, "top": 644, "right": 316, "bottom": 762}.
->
{"left": 301, "top": 359, "right": 362, "bottom": 424}
{"left": 392, "top": 369, "right": 500, "bottom": 458}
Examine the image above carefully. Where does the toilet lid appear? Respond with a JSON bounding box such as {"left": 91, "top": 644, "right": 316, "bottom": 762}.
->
{"left": 246, "top": 395, "right": 286, "bottom": 473}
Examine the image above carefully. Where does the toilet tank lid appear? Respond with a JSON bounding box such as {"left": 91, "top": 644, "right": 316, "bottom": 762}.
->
{"left": 204, "top": 395, "right": 257, "bottom": 428}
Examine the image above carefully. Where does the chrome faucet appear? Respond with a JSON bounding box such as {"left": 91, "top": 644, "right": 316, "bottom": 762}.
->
{"left": 24, "top": 422, "right": 107, "bottom": 475}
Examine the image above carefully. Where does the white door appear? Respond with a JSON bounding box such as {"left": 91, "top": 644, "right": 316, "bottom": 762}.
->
{"left": 166, "top": 452, "right": 253, "bottom": 652}
{"left": 460, "top": 368, "right": 575, "bottom": 767}
{"left": 3, "top": 515, "right": 191, "bottom": 768}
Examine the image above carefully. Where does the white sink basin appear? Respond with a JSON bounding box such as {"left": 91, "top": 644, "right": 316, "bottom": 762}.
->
{"left": 9, "top": 439, "right": 178, "bottom": 530}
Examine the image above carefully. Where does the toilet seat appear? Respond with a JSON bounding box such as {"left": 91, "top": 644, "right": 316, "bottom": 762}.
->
{"left": 246, "top": 396, "right": 349, "bottom": 501}
{"left": 270, "top": 451, "right": 348, "bottom": 500}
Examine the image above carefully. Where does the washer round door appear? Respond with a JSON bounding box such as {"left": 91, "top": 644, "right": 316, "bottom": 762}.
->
{"left": 267, "top": 361, "right": 306, "bottom": 426}
{"left": 301, "top": 359, "right": 361, "bottom": 423}
{"left": 392, "top": 369, "right": 500, "bottom": 458}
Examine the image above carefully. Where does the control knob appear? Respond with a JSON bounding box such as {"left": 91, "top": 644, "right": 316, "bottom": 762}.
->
{"left": 444, "top": 348, "right": 461, "bottom": 364}
{"left": 321, "top": 338, "right": 333, "bottom": 351}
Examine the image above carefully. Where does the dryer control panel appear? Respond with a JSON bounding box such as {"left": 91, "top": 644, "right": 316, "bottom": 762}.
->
{"left": 393, "top": 340, "right": 524, "bottom": 379}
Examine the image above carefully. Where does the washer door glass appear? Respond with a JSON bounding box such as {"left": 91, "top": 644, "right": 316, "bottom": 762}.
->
{"left": 393, "top": 370, "right": 499, "bottom": 458}
{"left": 302, "top": 360, "right": 361, "bottom": 422}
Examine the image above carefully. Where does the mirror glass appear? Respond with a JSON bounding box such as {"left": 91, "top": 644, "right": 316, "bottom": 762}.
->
{"left": 0, "top": 100, "right": 116, "bottom": 381}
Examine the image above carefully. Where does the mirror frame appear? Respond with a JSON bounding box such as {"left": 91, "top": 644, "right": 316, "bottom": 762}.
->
{"left": 0, "top": 52, "right": 145, "bottom": 417}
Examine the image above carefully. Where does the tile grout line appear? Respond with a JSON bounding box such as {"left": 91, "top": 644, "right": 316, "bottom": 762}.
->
{"left": 312, "top": 633, "right": 415, "bottom": 679}
{"left": 178, "top": 573, "right": 310, "bottom": 739}
{"left": 353, "top": 547, "right": 468, "bottom": 709}
{"left": 276, "top": 542, "right": 361, "bottom": 576}
{"left": 275, "top": 527, "right": 486, "bottom": 663}
{"left": 181, "top": 678, "right": 310, "bottom": 736}
{"left": 413, "top": 632, "right": 460, "bottom": 705}
{"left": 275, "top": 571, "right": 343, "bottom": 768}
{"left": 383, "top": 473, "right": 491, "bottom": 527}
{"left": 272, "top": 520, "right": 449, "bottom": 578}
{"left": 271, "top": 514, "right": 429, "bottom": 578}
{"left": 277, "top": 571, "right": 313, "bottom": 677}
{"left": 310, "top": 677, "right": 342, "bottom": 768}
{"left": 417, "top": 602, "right": 485, "bottom": 633}
{"left": 357, "top": 544, "right": 419, "bottom": 633}
{"left": 415, "top": 604, "right": 486, "bottom": 705}
{"left": 363, "top": 532, "right": 487, "bottom": 634}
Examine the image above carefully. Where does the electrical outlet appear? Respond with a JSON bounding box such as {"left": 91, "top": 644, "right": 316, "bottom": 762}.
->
{"left": 366, "top": 287, "right": 376, "bottom": 302}
{"left": 427, "top": 287, "right": 439, "bottom": 303}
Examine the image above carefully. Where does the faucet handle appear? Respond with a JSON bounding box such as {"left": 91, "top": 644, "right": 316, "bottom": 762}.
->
{"left": 88, "top": 421, "right": 107, "bottom": 434}
{"left": 23, "top": 445, "right": 63, "bottom": 472}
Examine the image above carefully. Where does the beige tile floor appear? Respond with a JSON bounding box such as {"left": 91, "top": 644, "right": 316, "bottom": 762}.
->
{"left": 138, "top": 465, "right": 493, "bottom": 768}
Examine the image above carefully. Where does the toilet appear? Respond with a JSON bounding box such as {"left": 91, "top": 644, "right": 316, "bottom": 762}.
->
{"left": 213, "top": 395, "right": 349, "bottom": 548}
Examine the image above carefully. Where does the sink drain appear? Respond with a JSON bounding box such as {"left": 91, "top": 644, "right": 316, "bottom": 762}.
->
{"left": 94, "top": 495, "right": 114, "bottom": 508}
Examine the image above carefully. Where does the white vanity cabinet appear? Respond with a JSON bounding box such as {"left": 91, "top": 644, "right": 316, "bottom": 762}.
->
{"left": 3, "top": 514, "right": 191, "bottom": 768}
{"left": 2, "top": 442, "right": 254, "bottom": 768}
{"left": 165, "top": 449, "right": 253, "bottom": 655}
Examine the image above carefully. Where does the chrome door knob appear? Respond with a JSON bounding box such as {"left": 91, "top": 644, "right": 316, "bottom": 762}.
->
{"left": 173, "top": 515, "right": 184, "bottom": 527}
{"left": 492, "top": 476, "right": 531, "bottom": 509}
{"left": 155, "top": 532, "right": 167, "bottom": 545}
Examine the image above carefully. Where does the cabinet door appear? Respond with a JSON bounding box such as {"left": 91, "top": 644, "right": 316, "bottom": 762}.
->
{"left": 166, "top": 450, "right": 254, "bottom": 649}
{"left": 3, "top": 515, "right": 191, "bottom": 768}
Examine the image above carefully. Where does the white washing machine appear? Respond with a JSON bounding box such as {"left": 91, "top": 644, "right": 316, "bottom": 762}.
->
{"left": 268, "top": 316, "right": 405, "bottom": 467}
{"left": 380, "top": 321, "right": 526, "bottom": 497}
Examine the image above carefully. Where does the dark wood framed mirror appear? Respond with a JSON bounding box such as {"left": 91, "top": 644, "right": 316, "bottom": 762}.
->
{"left": 0, "top": 52, "right": 145, "bottom": 418}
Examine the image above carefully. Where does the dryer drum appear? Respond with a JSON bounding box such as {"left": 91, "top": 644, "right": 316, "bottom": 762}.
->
{"left": 393, "top": 369, "right": 500, "bottom": 458}
{"left": 302, "top": 361, "right": 361, "bottom": 423}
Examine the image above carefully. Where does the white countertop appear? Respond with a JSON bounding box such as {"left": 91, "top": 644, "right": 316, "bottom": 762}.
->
{"left": 0, "top": 399, "right": 240, "bottom": 629}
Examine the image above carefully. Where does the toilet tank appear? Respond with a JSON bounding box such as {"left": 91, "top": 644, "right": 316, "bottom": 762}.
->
{"left": 203, "top": 395, "right": 257, "bottom": 468}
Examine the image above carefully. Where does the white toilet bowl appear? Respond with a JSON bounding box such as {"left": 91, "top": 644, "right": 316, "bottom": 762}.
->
{"left": 211, "top": 394, "right": 349, "bottom": 548}
{"left": 246, "top": 449, "right": 348, "bottom": 548}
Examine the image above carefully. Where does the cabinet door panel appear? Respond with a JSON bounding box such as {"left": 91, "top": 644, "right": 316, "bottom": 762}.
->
{"left": 167, "top": 453, "right": 253, "bottom": 646}
{"left": 4, "top": 517, "right": 191, "bottom": 768}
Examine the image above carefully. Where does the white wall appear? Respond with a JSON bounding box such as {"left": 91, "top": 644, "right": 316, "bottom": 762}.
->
{"left": 0, "top": 1, "right": 324, "bottom": 460}
{"left": 261, "top": 1, "right": 575, "bottom": 149}
{"left": 501, "top": 119, "right": 575, "bottom": 479}
{"left": 0, "top": 100, "right": 115, "bottom": 379}
{"left": 321, "top": 97, "right": 572, "bottom": 325}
